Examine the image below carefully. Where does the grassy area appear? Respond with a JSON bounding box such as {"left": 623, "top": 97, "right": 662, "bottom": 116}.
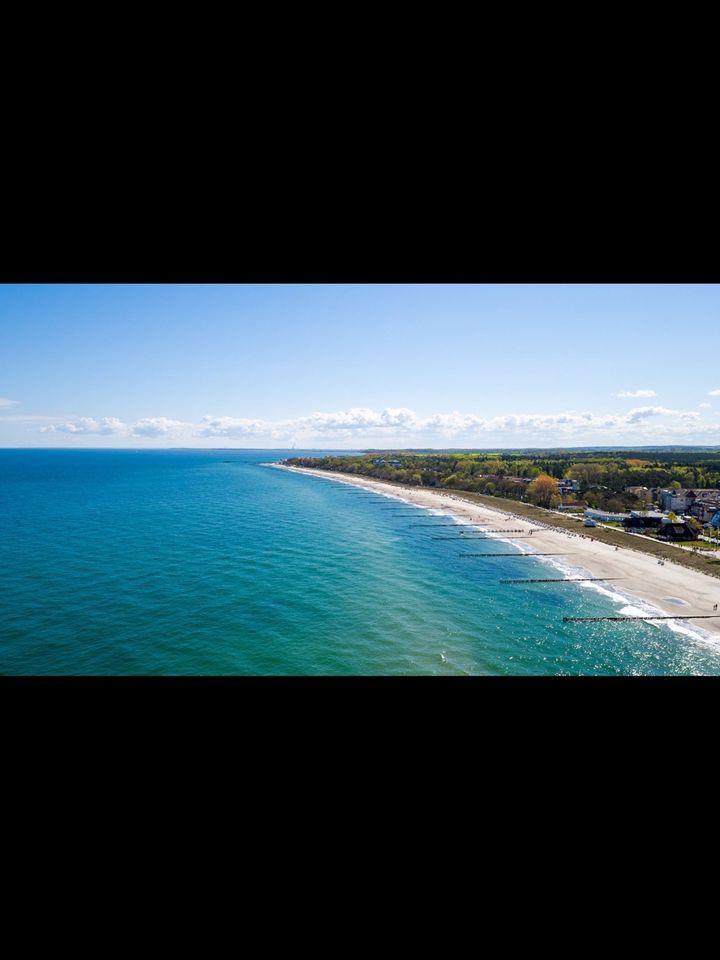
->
{"left": 675, "top": 540, "right": 720, "bottom": 552}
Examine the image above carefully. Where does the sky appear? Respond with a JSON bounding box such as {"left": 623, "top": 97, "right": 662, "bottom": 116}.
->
{"left": 1, "top": 283, "right": 719, "bottom": 449}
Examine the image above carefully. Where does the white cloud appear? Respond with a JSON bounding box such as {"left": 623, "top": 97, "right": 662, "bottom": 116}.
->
{"left": 193, "top": 405, "right": 711, "bottom": 444}
{"left": 709, "top": 389, "right": 720, "bottom": 397}
{"left": 624, "top": 405, "right": 674, "bottom": 424}
{"left": 0, "top": 397, "right": 20, "bottom": 407}
{"left": 699, "top": 402, "right": 712, "bottom": 409}
{"left": 22, "top": 403, "right": 720, "bottom": 447}
{"left": 198, "top": 416, "right": 275, "bottom": 438}
{"left": 39, "top": 416, "right": 189, "bottom": 438}
{"left": 42, "top": 417, "right": 128, "bottom": 435}
{"left": 197, "top": 408, "right": 433, "bottom": 441}
{"left": 615, "top": 389, "right": 657, "bottom": 398}
{"left": 132, "top": 417, "right": 188, "bottom": 437}
{"left": 303, "top": 407, "right": 419, "bottom": 432}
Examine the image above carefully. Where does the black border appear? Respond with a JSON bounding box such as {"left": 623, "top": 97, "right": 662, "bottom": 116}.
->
{"left": 2, "top": 170, "right": 716, "bottom": 283}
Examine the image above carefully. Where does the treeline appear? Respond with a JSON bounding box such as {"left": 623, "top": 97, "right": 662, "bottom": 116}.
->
{"left": 284, "top": 451, "right": 720, "bottom": 511}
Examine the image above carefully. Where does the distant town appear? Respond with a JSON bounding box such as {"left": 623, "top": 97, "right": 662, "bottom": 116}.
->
{"left": 284, "top": 449, "right": 720, "bottom": 548}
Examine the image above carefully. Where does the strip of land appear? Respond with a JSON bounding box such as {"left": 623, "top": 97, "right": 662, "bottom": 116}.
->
{"left": 274, "top": 464, "right": 720, "bottom": 639}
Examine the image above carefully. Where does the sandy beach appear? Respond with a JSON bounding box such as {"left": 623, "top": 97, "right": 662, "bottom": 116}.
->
{"left": 276, "top": 464, "right": 720, "bottom": 641}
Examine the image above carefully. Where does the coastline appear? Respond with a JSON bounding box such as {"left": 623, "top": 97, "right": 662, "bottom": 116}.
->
{"left": 272, "top": 463, "right": 720, "bottom": 643}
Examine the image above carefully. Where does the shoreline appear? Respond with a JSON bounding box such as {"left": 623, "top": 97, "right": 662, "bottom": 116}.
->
{"left": 272, "top": 463, "right": 720, "bottom": 643}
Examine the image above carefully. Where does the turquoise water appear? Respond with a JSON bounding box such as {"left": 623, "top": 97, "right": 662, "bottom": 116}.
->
{"left": 2, "top": 448, "right": 720, "bottom": 675}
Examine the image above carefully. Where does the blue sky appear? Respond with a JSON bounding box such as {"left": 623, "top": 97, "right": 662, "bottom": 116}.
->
{"left": 1, "top": 283, "right": 719, "bottom": 447}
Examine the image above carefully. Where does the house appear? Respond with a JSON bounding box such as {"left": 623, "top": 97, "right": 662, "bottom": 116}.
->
{"left": 556, "top": 479, "right": 580, "bottom": 495}
{"left": 689, "top": 497, "right": 720, "bottom": 524}
{"left": 659, "top": 488, "right": 720, "bottom": 513}
{"left": 659, "top": 489, "right": 693, "bottom": 512}
{"left": 625, "top": 485, "right": 653, "bottom": 504}
{"left": 622, "top": 510, "right": 665, "bottom": 531}
{"left": 557, "top": 500, "right": 589, "bottom": 511}
{"left": 689, "top": 489, "right": 720, "bottom": 504}
{"left": 656, "top": 518, "right": 699, "bottom": 542}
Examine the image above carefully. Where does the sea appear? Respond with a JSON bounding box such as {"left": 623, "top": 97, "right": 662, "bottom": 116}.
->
{"left": 2, "top": 448, "right": 720, "bottom": 676}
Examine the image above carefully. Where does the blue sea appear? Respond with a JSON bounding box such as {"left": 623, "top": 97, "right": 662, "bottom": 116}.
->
{"left": 2, "top": 448, "right": 720, "bottom": 675}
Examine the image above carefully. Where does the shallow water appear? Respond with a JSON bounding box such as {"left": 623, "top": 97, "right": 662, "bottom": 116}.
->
{"left": 2, "top": 449, "right": 720, "bottom": 675}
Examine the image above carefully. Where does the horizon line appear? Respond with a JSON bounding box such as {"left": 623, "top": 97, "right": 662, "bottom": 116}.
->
{"left": 2, "top": 445, "right": 720, "bottom": 453}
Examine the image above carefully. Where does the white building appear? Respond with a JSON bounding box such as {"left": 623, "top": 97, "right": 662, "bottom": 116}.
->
{"left": 584, "top": 508, "right": 630, "bottom": 523}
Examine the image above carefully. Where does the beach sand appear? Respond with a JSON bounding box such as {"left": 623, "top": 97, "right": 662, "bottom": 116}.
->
{"left": 276, "top": 465, "right": 720, "bottom": 640}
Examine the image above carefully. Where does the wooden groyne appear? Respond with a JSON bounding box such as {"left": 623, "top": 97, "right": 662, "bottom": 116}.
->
{"left": 418, "top": 527, "right": 529, "bottom": 534}
{"left": 433, "top": 535, "right": 535, "bottom": 540}
{"left": 435, "top": 535, "right": 536, "bottom": 540}
{"left": 460, "top": 553, "right": 575, "bottom": 558}
{"left": 408, "top": 523, "right": 472, "bottom": 527}
{"left": 500, "top": 578, "right": 624, "bottom": 584}
{"left": 563, "top": 615, "right": 720, "bottom": 622}
{"left": 463, "top": 528, "right": 526, "bottom": 534}
{"left": 411, "top": 524, "right": 510, "bottom": 530}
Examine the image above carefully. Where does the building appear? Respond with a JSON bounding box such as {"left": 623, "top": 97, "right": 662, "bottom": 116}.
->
{"left": 659, "top": 489, "right": 694, "bottom": 512}
{"left": 557, "top": 500, "right": 589, "bottom": 511}
{"left": 622, "top": 510, "right": 665, "bottom": 531}
{"left": 584, "top": 508, "right": 630, "bottom": 523}
{"left": 625, "top": 485, "right": 653, "bottom": 504}
{"left": 688, "top": 495, "right": 720, "bottom": 524}
{"left": 656, "top": 518, "right": 699, "bottom": 542}
{"left": 556, "top": 479, "right": 580, "bottom": 495}
{"left": 659, "top": 488, "right": 720, "bottom": 513}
